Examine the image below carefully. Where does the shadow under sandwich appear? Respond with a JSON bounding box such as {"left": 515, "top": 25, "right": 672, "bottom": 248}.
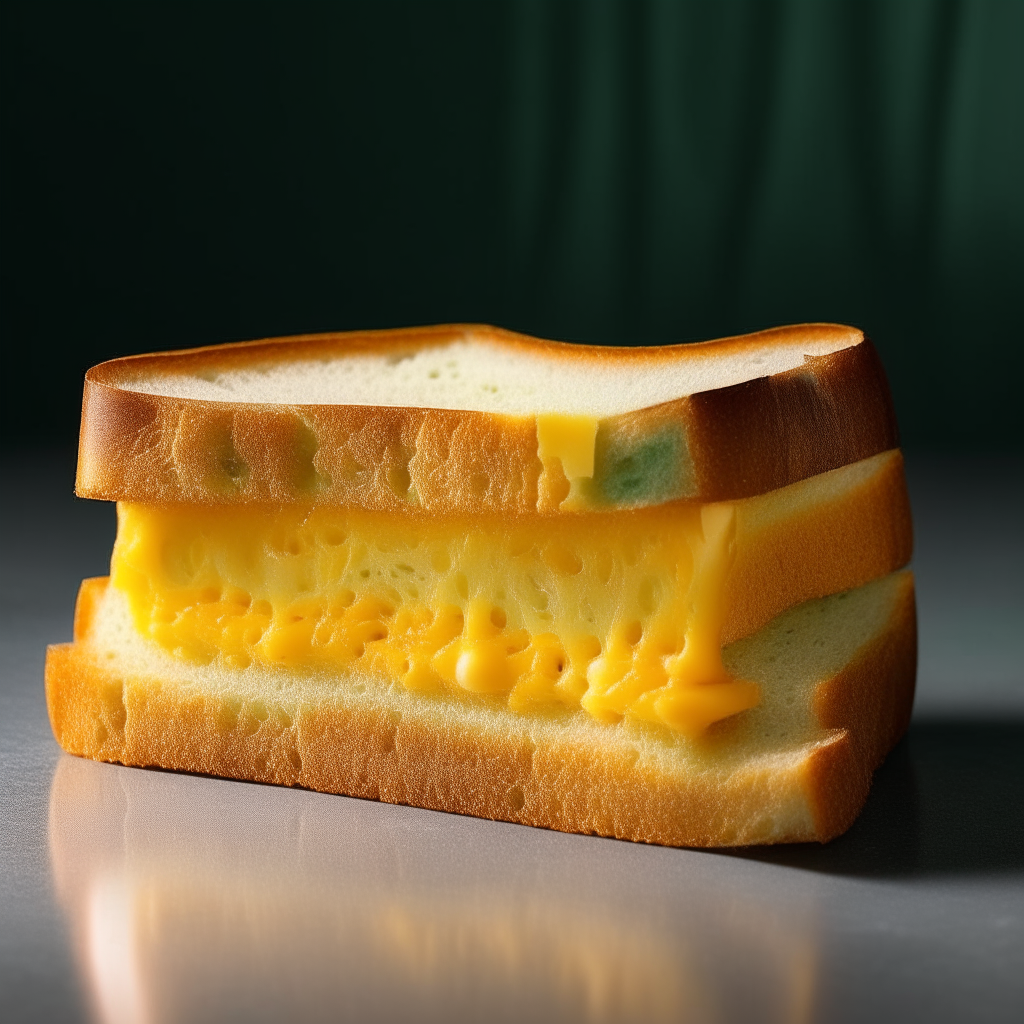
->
{"left": 731, "top": 716, "right": 1024, "bottom": 878}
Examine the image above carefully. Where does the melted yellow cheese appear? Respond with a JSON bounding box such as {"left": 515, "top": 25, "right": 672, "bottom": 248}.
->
{"left": 110, "top": 501, "right": 759, "bottom": 736}
{"left": 536, "top": 413, "right": 599, "bottom": 481}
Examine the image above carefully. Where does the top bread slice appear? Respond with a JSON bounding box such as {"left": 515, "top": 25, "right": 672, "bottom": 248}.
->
{"left": 76, "top": 322, "right": 898, "bottom": 515}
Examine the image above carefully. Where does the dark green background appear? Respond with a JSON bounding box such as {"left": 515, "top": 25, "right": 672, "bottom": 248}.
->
{"left": 2, "top": 1, "right": 1021, "bottom": 449}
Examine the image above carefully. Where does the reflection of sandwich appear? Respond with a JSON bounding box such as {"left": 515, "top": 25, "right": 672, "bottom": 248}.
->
{"left": 49, "top": 755, "right": 821, "bottom": 1023}
{"left": 46, "top": 323, "right": 915, "bottom": 845}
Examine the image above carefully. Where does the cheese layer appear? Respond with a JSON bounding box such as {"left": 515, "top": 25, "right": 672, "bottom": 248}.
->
{"left": 110, "top": 501, "right": 758, "bottom": 736}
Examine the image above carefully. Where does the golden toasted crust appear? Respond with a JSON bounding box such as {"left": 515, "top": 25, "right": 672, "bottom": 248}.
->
{"left": 45, "top": 573, "right": 916, "bottom": 847}
{"left": 76, "top": 323, "right": 898, "bottom": 513}
{"left": 722, "top": 449, "right": 912, "bottom": 644}
{"left": 807, "top": 590, "right": 918, "bottom": 842}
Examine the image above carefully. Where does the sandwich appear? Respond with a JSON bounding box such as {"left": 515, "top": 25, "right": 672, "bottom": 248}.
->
{"left": 46, "top": 322, "right": 916, "bottom": 846}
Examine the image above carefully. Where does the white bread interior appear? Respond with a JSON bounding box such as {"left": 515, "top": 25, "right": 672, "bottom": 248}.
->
{"left": 119, "top": 328, "right": 855, "bottom": 416}
{"left": 46, "top": 571, "right": 916, "bottom": 848}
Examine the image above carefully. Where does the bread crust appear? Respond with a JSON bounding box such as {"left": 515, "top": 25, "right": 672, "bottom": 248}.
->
{"left": 75, "top": 323, "right": 898, "bottom": 513}
{"left": 45, "top": 573, "right": 916, "bottom": 847}
{"left": 722, "top": 449, "right": 912, "bottom": 644}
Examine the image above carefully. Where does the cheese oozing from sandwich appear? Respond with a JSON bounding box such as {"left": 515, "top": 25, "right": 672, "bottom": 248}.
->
{"left": 110, "top": 500, "right": 759, "bottom": 737}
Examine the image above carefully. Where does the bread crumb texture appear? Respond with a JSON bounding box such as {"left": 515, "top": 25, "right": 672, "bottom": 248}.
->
{"left": 117, "top": 329, "right": 855, "bottom": 416}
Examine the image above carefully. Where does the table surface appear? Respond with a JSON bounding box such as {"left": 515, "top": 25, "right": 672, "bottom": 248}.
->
{"left": 2, "top": 448, "right": 1022, "bottom": 1024}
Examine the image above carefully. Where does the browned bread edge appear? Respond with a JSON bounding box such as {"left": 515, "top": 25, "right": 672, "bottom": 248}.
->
{"left": 76, "top": 322, "right": 898, "bottom": 513}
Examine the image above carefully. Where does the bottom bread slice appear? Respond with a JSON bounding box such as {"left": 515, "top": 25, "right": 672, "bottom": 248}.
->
{"left": 46, "top": 570, "right": 916, "bottom": 847}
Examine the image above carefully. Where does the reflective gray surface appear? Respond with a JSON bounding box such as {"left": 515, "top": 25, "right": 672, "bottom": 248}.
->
{"left": 2, "top": 449, "right": 1022, "bottom": 1024}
